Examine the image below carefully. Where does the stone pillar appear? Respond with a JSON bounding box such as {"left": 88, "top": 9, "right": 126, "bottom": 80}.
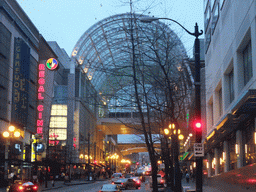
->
{"left": 223, "top": 140, "right": 230, "bottom": 172}
{"left": 214, "top": 148, "right": 219, "bottom": 175}
{"left": 207, "top": 153, "right": 212, "bottom": 177}
{"left": 236, "top": 130, "right": 244, "bottom": 168}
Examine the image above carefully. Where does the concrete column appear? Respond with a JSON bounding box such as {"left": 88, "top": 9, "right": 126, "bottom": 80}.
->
{"left": 236, "top": 130, "right": 244, "bottom": 168}
{"left": 223, "top": 140, "right": 230, "bottom": 172}
{"left": 214, "top": 148, "right": 219, "bottom": 175}
{"left": 207, "top": 153, "right": 212, "bottom": 177}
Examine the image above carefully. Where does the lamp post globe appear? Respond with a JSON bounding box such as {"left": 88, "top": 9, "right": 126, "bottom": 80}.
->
{"left": 8, "top": 125, "right": 15, "bottom": 132}
{"left": 3, "top": 131, "right": 10, "bottom": 138}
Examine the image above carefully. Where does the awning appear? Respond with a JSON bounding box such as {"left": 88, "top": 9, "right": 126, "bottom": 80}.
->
{"left": 232, "top": 89, "right": 256, "bottom": 115}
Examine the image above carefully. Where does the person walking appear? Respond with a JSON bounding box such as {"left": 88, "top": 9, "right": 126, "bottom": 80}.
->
{"left": 185, "top": 172, "right": 190, "bottom": 183}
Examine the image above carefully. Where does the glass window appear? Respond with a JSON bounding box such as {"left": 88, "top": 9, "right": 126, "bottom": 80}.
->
{"left": 205, "top": 5, "right": 211, "bottom": 31}
{"left": 204, "top": 0, "right": 209, "bottom": 11}
{"left": 0, "top": 23, "right": 11, "bottom": 121}
{"left": 210, "top": 102, "right": 214, "bottom": 126}
{"left": 211, "top": 3, "right": 219, "bottom": 34}
{"left": 244, "top": 124, "right": 256, "bottom": 165}
{"left": 211, "top": 0, "right": 216, "bottom": 10}
{"left": 49, "top": 116, "right": 67, "bottom": 128}
{"left": 218, "top": 88, "right": 222, "bottom": 117}
{"left": 243, "top": 41, "right": 252, "bottom": 85}
{"left": 49, "top": 128, "right": 67, "bottom": 140}
{"left": 220, "top": 0, "right": 225, "bottom": 9}
{"left": 205, "top": 28, "right": 211, "bottom": 52}
{"left": 228, "top": 70, "right": 234, "bottom": 103}
{"left": 51, "top": 104, "right": 67, "bottom": 116}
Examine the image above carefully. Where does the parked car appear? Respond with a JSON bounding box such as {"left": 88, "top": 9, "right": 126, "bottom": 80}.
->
{"left": 6, "top": 180, "right": 39, "bottom": 192}
{"left": 113, "top": 178, "right": 141, "bottom": 190}
{"left": 99, "top": 184, "right": 122, "bottom": 192}
{"left": 111, "top": 173, "right": 123, "bottom": 183}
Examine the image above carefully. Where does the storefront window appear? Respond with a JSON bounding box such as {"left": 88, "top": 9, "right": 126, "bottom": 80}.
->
{"left": 244, "top": 124, "right": 256, "bottom": 165}
{"left": 229, "top": 136, "right": 237, "bottom": 170}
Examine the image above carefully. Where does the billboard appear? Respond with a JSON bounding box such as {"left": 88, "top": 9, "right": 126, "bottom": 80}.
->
{"left": 11, "top": 38, "right": 30, "bottom": 127}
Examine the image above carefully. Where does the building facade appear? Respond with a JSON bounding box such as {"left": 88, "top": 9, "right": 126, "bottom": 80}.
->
{"left": 0, "top": 0, "right": 40, "bottom": 180}
{"left": 204, "top": 0, "right": 256, "bottom": 176}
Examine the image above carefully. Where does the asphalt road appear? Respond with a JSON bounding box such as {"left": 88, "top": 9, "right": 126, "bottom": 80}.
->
{"left": 48, "top": 178, "right": 154, "bottom": 192}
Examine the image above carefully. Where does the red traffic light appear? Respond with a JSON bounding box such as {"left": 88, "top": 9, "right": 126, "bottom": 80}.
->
{"left": 136, "top": 162, "right": 139, "bottom": 165}
{"left": 194, "top": 121, "right": 202, "bottom": 129}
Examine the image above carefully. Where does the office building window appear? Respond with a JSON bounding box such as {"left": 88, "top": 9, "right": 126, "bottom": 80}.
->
{"left": 212, "top": 3, "right": 219, "bottom": 34}
{"left": 0, "top": 23, "right": 11, "bottom": 121}
{"left": 243, "top": 42, "right": 252, "bottom": 85}
{"left": 228, "top": 70, "right": 234, "bottom": 103}
{"left": 204, "top": 5, "right": 211, "bottom": 31}
{"left": 205, "top": 28, "right": 211, "bottom": 52}
{"left": 218, "top": 88, "right": 222, "bottom": 117}
{"left": 209, "top": 102, "right": 214, "bottom": 126}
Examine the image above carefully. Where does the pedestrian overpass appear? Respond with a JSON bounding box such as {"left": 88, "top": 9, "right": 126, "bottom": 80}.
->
{"left": 97, "top": 117, "right": 161, "bottom": 156}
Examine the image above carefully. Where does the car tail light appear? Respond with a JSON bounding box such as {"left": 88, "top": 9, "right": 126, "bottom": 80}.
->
{"left": 33, "top": 185, "right": 38, "bottom": 190}
{"left": 137, "top": 181, "right": 140, "bottom": 184}
{"left": 112, "top": 182, "right": 114, "bottom": 184}
{"left": 160, "top": 179, "right": 164, "bottom": 184}
{"left": 112, "top": 176, "right": 114, "bottom": 178}
{"left": 121, "top": 182, "right": 123, "bottom": 185}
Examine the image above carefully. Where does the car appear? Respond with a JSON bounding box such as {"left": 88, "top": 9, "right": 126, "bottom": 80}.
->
{"left": 149, "top": 174, "right": 166, "bottom": 188}
{"left": 99, "top": 184, "right": 122, "bottom": 192}
{"left": 124, "top": 173, "right": 135, "bottom": 178}
{"left": 6, "top": 180, "right": 39, "bottom": 192}
{"left": 145, "top": 171, "right": 151, "bottom": 176}
{"left": 131, "top": 177, "right": 142, "bottom": 187}
{"left": 111, "top": 173, "right": 123, "bottom": 183}
{"left": 113, "top": 178, "right": 141, "bottom": 190}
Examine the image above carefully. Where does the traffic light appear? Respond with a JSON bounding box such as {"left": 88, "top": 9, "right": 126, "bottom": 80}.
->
{"left": 136, "top": 162, "right": 139, "bottom": 165}
{"left": 193, "top": 120, "right": 202, "bottom": 130}
{"left": 195, "top": 122, "right": 202, "bottom": 129}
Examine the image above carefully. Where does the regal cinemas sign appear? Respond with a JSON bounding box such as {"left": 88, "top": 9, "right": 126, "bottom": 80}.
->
{"left": 36, "top": 58, "right": 58, "bottom": 136}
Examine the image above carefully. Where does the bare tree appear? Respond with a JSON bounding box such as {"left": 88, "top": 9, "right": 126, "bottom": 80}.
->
{"left": 93, "top": 12, "right": 193, "bottom": 191}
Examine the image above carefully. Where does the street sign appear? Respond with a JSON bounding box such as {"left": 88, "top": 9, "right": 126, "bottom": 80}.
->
{"left": 194, "top": 143, "right": 204, "bottom": 157}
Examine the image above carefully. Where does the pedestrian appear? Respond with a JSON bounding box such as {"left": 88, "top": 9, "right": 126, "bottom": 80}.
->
{"left": 186, "top": 172, "right": 190, "bottom": 183}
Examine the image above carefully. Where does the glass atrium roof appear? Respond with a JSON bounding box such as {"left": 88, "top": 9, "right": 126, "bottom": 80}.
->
{"left": 71, "top": 13, "right": 187, "bottom": 99}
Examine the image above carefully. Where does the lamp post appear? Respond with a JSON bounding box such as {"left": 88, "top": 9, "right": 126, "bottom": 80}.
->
{"left": 164, "top": 124, "right": 184, "bottom": 191}
{"left": 140, "top": 16, "right": 203, "bottom": 192}
{"left": 3, "top": 125, "right": 21, "bottom": 180}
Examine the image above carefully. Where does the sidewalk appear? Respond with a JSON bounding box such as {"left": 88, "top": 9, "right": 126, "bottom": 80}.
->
{"left": 164, "top": 177, "right": 255, "bottom": 192}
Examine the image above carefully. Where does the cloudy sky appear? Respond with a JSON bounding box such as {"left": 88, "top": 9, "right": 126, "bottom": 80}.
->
{"left": 16, "top": 0, "right": 204, "bottom": 58}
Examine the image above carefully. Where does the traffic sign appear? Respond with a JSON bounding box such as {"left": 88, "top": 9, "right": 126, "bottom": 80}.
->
{"left": 194, "top": 143, "right": 204, "bottom": 157}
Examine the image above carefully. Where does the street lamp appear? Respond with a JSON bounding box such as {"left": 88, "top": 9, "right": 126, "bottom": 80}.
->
{"left": 164, "top": 123, "right": 184, "bottom": 190}
{"left": 3, "top": 125, "right": 21, "bottom": 180}
{"left": 140, "top": 16, "right": 203, "bottom": 192}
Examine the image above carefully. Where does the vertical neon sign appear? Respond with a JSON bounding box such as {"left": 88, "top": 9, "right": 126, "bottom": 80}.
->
{"left": 37, "top": 63, "right": 45, "bottom": 135}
